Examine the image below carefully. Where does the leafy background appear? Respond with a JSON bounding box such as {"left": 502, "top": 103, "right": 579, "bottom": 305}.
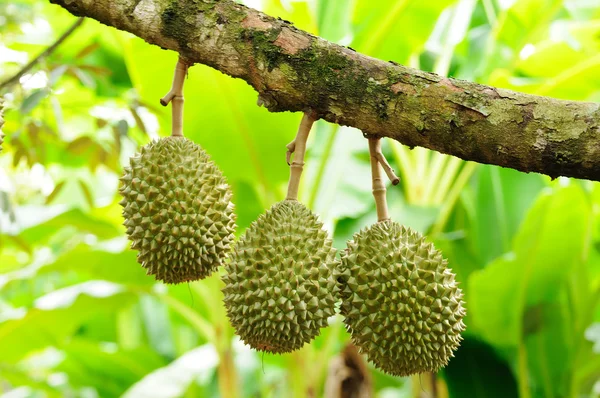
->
{"left": 1, "top": 0, "right": 600, "bottom": 397}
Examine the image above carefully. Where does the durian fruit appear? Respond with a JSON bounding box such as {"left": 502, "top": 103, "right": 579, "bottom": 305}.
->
{"left": 119, "top": 136, "right": 236, "bottom": 284}
{"left": 0, "top": 98, "right": 5, "bottom": 152}
{"left": 336, "top": 220, "right": 466, "bottom": 376}
{"left": 222, "top": 199, "right": 338, "bottom": 353}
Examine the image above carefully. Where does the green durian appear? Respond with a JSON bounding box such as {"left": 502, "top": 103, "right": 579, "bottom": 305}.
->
{"left": 222, "top": 200, "right": 338, "bottom": 353}
{"left": 119, "top": 136, "right": 236, "bottom": 284}
{"left": 336, "top": 220, "right": 466, "bottom": 376}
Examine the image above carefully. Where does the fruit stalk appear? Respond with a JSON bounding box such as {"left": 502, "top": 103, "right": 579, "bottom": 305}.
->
{"left": 286, "top": 111, "right": 317, "bottom": 201}
{"left": 368, "top": 138, "right": 398, "bottom": 222}
{"left": 160, "top": 57, "right": 189, "bottom": 137}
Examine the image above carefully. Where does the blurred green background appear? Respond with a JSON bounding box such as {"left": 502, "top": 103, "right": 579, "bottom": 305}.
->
{"left": 1, "top": 0, "right": 600, "bottom": 397}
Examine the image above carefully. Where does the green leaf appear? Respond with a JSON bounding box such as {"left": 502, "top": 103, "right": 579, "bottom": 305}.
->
{"left": 480, "top": 0, "right": 565, "bottom": 82}
{"left": 351, "top": 0, "right": 457, "bottom": 63}
{"left": 139, "top": 295, "right": 178, "bottom": 358}
{"left": 45, "top": 180, "right": 66, "bottom": 204}
{"left": 468, "top": 184, "right": 591, "bottom": 395}
{"left": 444, "top": 338, "right": 518, "bottom": 398}
{"left": 78, "top": 179, "right": 95, "bottom": 208}
{"left": 0, "top": 284, "right": 136, "bottom": 363}
{"left": 0, "top": 363, "right": 63, "bottom": 398}
{"left": 35, "top": 244, "right": 151, "bottom": 287}
{"left": 469, "top": 184, "right": 590, "bottom": 345}
{"left": 4, "top": 207, "right": 122, "bottom": 248}
{"left": 20, "top": 89, "right": 49, "bottom": 114}
{"left": 159, "top": 294, "right": 216, "bottom": 345}
{"left": 316, "top": 0, "right": 355, "bottom": 43}
{"left": 66, "top": 136, "right": 94, "bottom": 155}
{"left": 469, "top": 166, "right": 545, "bottom": 265}
{"left": 58, "top": 339, "right": 167, "bottom": 397}
{"left": 122, "top": 345, "right": 218, "bottom": 398}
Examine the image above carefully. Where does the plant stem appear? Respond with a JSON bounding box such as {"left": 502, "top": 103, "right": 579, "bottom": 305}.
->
{"left": 217, "top": 344, "right": 239, "bottom": 398}
{"left": 286, "top": 112, "right": 317, "bottom": 201}
{"left": 430, "top": 372, "right": 439, "bottom": 398}
{"left": 369, "top": 138, "right": 390, "bottom": 221}
{"left": 213, "top": 276, "right": 240, "bottom": 398}
{"left": 518, "top": 342, "right": 531, "bottom": 398}
{"left": 160, "top": 58, "right": 189, "bottom": 137}
{"left": 289, "top": 345, "right": 315, "bottom": 398}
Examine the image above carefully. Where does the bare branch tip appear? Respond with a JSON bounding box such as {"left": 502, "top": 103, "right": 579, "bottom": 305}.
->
{"left": 159, "top": 96, "right": 170, "bottom": 106}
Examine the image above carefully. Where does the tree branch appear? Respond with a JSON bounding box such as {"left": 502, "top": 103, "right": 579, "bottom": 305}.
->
{"left": 0, "top": 17, "right": 84, "bottom": 93}
{"left": 48, "top": 0, "right": 600, "bottom": 181}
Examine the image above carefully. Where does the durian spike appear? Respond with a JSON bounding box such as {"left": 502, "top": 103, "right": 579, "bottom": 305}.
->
{"left": 286, "top": 111, "right": 317, "bottom": 201}
{"left": 160, "top": 57, "right": 190, "bottom": 137}
{"left": 368, "top": 138, "right": 398, "bottom": 222}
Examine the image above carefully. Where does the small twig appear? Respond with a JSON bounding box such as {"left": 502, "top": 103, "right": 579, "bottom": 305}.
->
{"left": 369, "top": 138, "right": 390, "bottom": 222}
{"left": 374, "top": 152, "right": 400, "bottom": 185}
{"left": 0, "top": 17, "right": 85, "bottom": 93}
{"left": 160, "top": 57, "right": 190, "bottom": 137}
{"left": 286, "top": 111, "right": 317, "bottom": 201}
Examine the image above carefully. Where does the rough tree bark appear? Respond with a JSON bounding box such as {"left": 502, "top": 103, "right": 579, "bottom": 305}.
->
{"left": 49, "top": 0, "right": 600, "bottom": 181}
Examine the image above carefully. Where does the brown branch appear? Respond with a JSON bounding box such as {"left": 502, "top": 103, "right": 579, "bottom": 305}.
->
{"left": 0, "top": 17, "right": 84, "bottom": 92}
{"left": 47, "top": 0, "right": 600, "bottom": 181}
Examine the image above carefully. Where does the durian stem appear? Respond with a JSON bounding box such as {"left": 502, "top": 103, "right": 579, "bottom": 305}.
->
{"left": 286, "top": 111, "right": 317, "bottom": 201}
{"left": 368, "top": 138, "right": 395, "bottom": 222}
{"left": 160, "top": 57, "right": 190, "bottom": 137}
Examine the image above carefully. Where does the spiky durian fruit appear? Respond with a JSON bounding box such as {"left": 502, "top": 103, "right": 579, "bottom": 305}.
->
{"left": 119, "top": 136, "right": 236, "bottom": 284}
{"left": 222, "top": 200, "right": 338, "bottom": 353}
{"left": 336, "top": 220, "right": 466, "bottom": 376}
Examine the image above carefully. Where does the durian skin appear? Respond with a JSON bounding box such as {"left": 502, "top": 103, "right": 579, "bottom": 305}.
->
{"left": 336, "top": 220, "right": 466, "bottom": 376}
{"left": 222, "top": 200, "right": 338, "bottom": 354}
{"left": 119, "top": 136, "right": 236, "bottom": 284}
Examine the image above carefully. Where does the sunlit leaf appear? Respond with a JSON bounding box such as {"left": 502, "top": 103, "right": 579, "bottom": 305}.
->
{"left": 58, "top": 339, "right": 167, "bottom": 397}
{"left": 77, "top": 179, "right": 94, "bottom": 208}
{"left": 20, "top": 89, "right": 49, "bottom": 114}
{"left": 469, "top": 184, "right": 591, "bottom": 395}
{"left": 352, "top": 0, "right": 457, "bottom": 63}
{"left": 0, "top": 286, "right": 136, "bottom": 363}
{"left": 122, "top": 345, "right": 218, "bottom": 398}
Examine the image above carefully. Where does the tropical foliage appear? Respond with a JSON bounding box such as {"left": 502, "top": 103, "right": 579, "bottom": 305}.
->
{"left": 1, "top": 0, "right": 600, "bottom": 397}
